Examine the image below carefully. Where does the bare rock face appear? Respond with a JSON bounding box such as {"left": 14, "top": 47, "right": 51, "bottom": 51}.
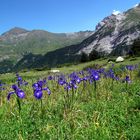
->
{"left": 78, "top": 4, "right": 140, "bottom": 56}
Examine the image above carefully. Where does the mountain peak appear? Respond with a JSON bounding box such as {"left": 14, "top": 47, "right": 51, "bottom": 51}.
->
{"left": 1, "top": 27, "right": 29, "bottom": 36}
{"left": 133, "top": 3, "right": 140, "bottom": 8}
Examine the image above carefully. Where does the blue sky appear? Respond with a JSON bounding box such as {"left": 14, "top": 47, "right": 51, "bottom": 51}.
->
{"left": 0, "top": 0, "right": 140, "bottom": 34}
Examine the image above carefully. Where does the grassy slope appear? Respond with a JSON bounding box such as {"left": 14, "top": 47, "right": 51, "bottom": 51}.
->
{"left": 0, "top": 57, "right": 140, "bottom": 139}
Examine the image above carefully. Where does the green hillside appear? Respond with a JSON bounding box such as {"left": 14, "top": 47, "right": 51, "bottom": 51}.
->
{"left": 0, "top": 28, "right": 92, "bottom": 61}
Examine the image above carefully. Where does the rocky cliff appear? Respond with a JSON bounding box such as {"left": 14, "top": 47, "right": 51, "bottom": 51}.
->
{"left": 78, "top": 4, "right": 140, "bottom": 56}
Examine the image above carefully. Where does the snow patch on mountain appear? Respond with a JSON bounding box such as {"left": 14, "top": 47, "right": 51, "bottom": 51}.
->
{"left": 133, "top": 3, "right": 139, "bottom": 8}
{"left": 112, "top": 10, "right": 121, "bottom": 15}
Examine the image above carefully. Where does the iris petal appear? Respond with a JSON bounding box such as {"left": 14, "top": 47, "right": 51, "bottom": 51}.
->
{"left": 7, "top": 91, "right": 15, "bottom": 100}
{"left": 17, "top": 90, "right": 25, "bottom": 98}
{"left": 34, "top": 90, "right": 43, "bottom": 99}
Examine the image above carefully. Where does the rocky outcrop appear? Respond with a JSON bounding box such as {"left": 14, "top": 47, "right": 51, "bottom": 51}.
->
{"left": 78, "top": 4, "right": 140, "bottom": 56}
{"left": 116, "top": 56, "right": 124, "bottom": 62}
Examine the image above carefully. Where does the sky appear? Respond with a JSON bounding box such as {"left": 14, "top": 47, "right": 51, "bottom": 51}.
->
{"left": 0, "top": 0, "right": 140, "bottom": 34}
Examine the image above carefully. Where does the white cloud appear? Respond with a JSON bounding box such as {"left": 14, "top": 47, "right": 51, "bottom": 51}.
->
{"left": 112, "top": 10, "right": 120, "bottom": 15}
{"left": 133, "top": 3, "right": 139, "bottom": 8}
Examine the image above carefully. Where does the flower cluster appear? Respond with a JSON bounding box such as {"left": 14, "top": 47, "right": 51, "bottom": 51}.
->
{"left": 6, "top": 63, "right": 139, "bottom": 102}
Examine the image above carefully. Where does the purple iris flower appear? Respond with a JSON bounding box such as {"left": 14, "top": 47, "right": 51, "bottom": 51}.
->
{"left": 64, "top": 83, "right": 72, "bottom": 91}
{"left": 126, "top": 65, "right": 135, "bottom": 71}
{"left": 0, "top": 81, "right": 5, "bottom": 91}
{"left": 58, "top": 78, "right": 66, "bottom": 85}
{"left": 89, "top": 69, "right": 100, "bottom": 82}
{"left": 109, "top": 69, "right": 115, "bottom": 79}
{"left": 64, "top": 80, "right": 78, "bottom": 91}
{"left": 125, "top": 75, "right": 131, "bottom": 83}
{"left": 76, "top": 78, "right": 81, "bottom": 84}
{"left": 79, "top": 71, "right": 84, "bottom": 75}
{"left": 82, "top": 76, "right": 89, "bottom": 81}
{"left": 105, "top": 68, "right": 118, "bottom": 80}
{"left": 33, "top": 79, "right": 51, "bottom": 99}
{"left": 48, "top": 75, "right": 53, "bottom": 80}
{"left": 7, "top": 84, "right": 25, "bottom": 100}
{"left": 18, "top": 76, "right": 22, "bottom": 81}
{"left": 16, "top": 73, "right": 28, "bottom": 86}
{"left": 34, "top": 90, "right": 43, "bottom": 99}
{"left": 16, "top": 89, "right": 25, "bottom": 98}
{"left": 58, "top": 75, "right": 66, "bottom": 86}
{"left": 70, "top": 72, "right": 82, "bottom": 84}
{"left": 68, "top": 72, "right": 82, "bottom": 89}
{"left": 70, "top": 80, "right": 78, "bottom": 89}
{"left": 115, "top": 77, "right": 120, "bottom": 81}
{"left": 97, "top": 68, "right": 105, "bottom": 74}
{"left": 93, "top": 73, "right": 100, "bottom": 81}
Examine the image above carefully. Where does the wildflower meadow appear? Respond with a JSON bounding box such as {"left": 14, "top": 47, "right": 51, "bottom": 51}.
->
{"left": 0, "top": 60, "right": 140, "bottom": 140}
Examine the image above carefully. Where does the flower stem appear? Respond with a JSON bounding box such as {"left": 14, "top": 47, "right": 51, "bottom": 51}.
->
{"left": 40, "top": 99, "right": 44, "bottom": 119}
{"left": 17, "top": 97, "right": 21, "bottom": 115}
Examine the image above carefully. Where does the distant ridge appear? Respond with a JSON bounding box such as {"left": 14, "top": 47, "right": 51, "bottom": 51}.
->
{"left": 0, "top": 27, "right": 93, "bottom": 73}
